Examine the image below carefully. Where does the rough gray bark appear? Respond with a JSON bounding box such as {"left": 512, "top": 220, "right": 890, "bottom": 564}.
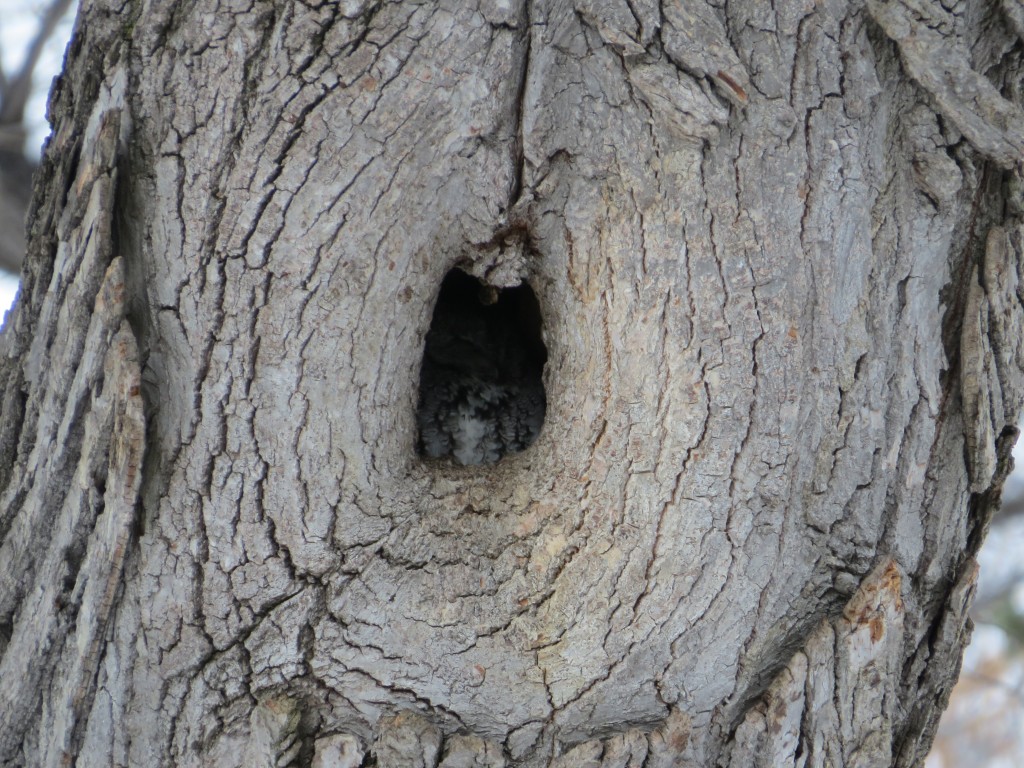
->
{"left": 1, "top": 0, "right": 1023, "bottom": 766}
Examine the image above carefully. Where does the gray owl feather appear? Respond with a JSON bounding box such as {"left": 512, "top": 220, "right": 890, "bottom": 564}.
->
{"left": 417, "top": 274, "right": 546, "bottom": 465}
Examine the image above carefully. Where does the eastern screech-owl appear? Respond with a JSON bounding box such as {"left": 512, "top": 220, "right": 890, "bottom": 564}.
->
{"left": 417, "top": 273, "right": 546, "bottom": 465}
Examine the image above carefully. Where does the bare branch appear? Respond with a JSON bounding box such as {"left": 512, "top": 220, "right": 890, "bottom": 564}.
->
{"left": 0, "top": 0, "right": 76, "bottom": 130}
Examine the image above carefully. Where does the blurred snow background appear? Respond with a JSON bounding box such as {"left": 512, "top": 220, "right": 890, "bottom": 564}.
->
{"left": 0, "top": 269, "right": 17, "bottom": 315}
{"left": 928, "top": 438, "right": 1024, "bottom": 767}
{"left": 1, "top": 1, "right": 1023, "bottom": 764}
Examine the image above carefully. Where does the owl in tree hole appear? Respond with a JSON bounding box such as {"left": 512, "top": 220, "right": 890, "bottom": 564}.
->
{"left": 417, "top": 270, "right": 547, "bottom": 465}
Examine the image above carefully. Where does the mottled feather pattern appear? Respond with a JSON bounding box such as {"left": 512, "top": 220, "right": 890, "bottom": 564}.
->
{"left": 418, "top": 374, "right": 545, "bottom": 465}
{"left": 417, "top": 273, "right": 546, "bottom": 465}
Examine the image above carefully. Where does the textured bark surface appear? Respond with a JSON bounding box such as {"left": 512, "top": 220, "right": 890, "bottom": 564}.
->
{"left": 1, "top": 0, "right": 1023, "bottom": 766}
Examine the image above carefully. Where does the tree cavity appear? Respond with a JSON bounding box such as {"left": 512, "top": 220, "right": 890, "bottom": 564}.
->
{"left": 416, "top": 269, "right": 547, "bottom": 466}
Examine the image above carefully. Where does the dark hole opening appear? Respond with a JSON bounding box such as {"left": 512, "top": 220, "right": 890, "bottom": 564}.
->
{"left": 417, "top": 269, "right": 547, "bottom": 465}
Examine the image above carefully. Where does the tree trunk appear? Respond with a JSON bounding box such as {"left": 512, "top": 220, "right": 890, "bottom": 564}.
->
{"left": 2, "top": 0, "right": 1023, "bottom": 765}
